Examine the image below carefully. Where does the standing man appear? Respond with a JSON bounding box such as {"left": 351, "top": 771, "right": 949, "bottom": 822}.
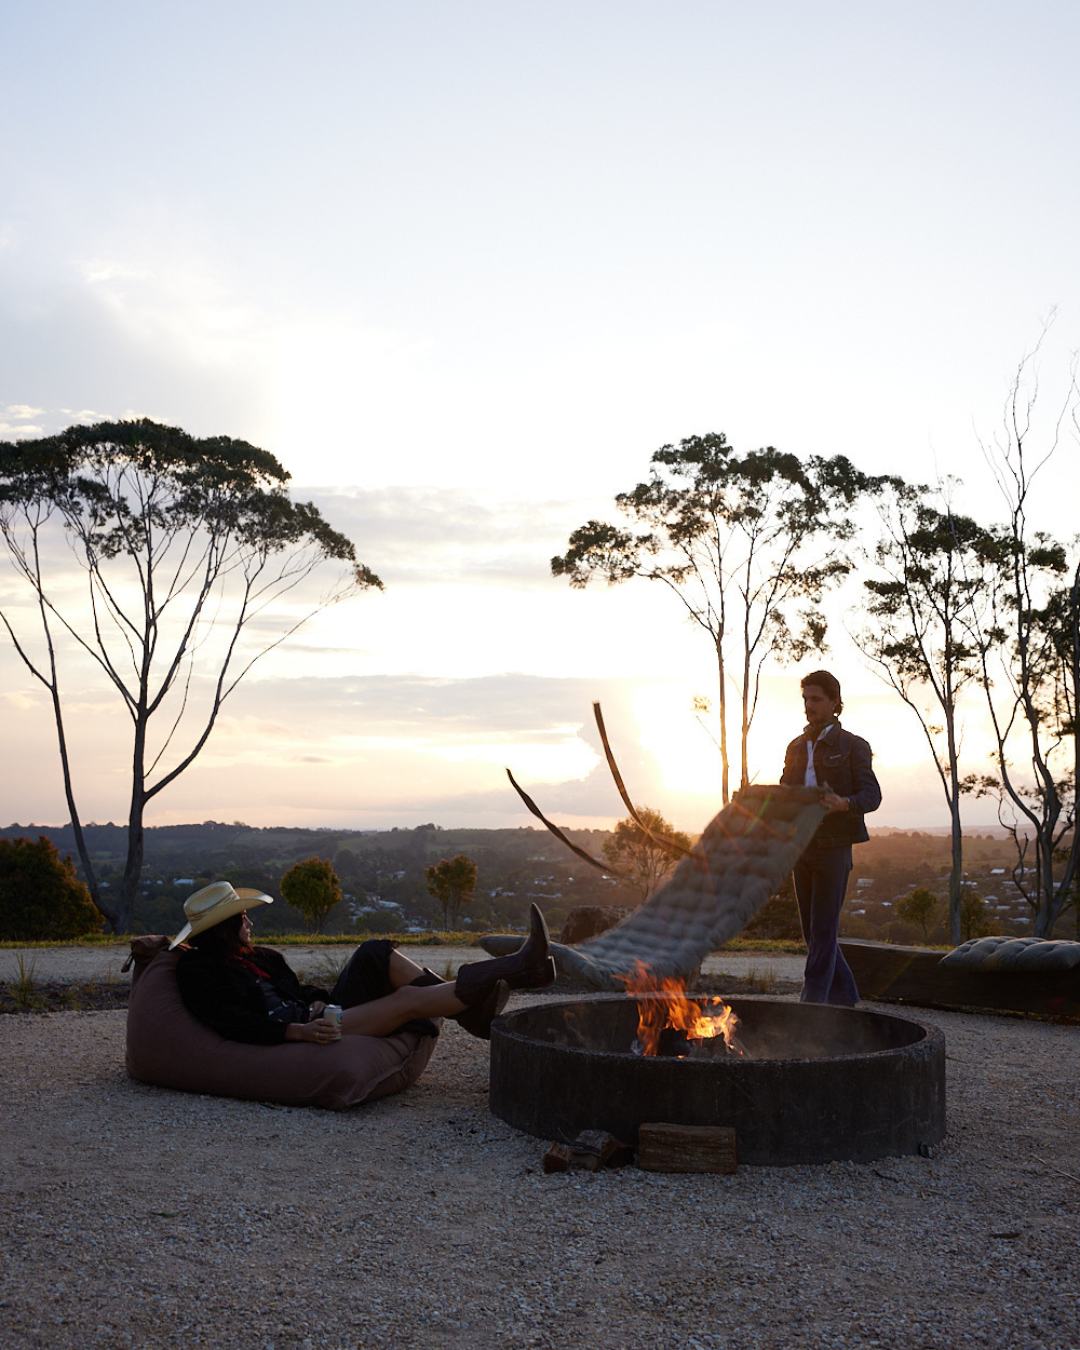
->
{"left": 781, "top": 670, "right": 881, "bottom": 1005}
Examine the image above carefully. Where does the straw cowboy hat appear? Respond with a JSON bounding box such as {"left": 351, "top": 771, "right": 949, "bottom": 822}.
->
{"left": 169, "top": 881, "right": 274, "bottom": 950}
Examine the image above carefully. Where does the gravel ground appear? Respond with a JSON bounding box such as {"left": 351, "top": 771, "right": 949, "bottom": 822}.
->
{"left": 0, "top": 945, "right": 809, "bottom": 989}
{"left": 1, "top": 963, "right": 1078, "bottom": 1350}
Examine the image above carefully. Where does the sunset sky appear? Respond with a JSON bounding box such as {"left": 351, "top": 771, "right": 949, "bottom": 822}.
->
{"left": 2, "top": 1, "right": 1078, "bottom": 835}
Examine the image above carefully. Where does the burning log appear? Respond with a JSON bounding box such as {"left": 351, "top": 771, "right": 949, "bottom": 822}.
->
{"left": 637, "top": 1123, "right": 738, "bottom": 1174}
{"left": 620, "top": 964, "right": 746, "bottom": 1058}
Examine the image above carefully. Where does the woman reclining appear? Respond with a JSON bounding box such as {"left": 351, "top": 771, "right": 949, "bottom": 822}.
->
{"left": 171, "top": 882, "right": 554, "bottom": 1045}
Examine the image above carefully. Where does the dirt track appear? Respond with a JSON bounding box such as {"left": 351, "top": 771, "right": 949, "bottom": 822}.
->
{"left": 0, "top": 944, "right": 808, "bottom": 989}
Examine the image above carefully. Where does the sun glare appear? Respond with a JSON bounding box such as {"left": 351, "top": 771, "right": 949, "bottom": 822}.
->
{"left": 633, "top": 681, "right": 801, "bottom": 797}
{"left": 424, "top": 736, "right": 599, "bottom": 782}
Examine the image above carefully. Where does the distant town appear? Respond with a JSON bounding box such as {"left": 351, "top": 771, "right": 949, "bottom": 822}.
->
{"left": 1, "top": 818, "right": 1072, "bottom": 943}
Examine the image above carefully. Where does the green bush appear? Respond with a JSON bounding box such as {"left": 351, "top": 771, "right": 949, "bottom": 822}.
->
{"left": 0, "top": 836, "right": 103, "bottom": 940}
{"left": 960, "top": 888, "right": 992, "bottom": 940}
{"left": 896, "top": 887, "right": 938, "bottom": 942}
{"left": 424, "top": 854, "right": 478, "bottom": 929}
{"left": 279, "top": 856, "right": 343, "bottom": 934}
{"left": 742, "top": 875, "right": 803, "bottom": 941}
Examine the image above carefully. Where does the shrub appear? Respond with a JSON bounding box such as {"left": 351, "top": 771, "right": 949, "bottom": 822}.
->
{"left": 960, "top": 888, "right": 992, "bottom": 941}
{"left": 601, "top": 808, "right": 691, "bottom": 903}
{"left": 0, "top": 836, "right": 103, "bottom": 940}
{"left": 424, "top": 855, "right": 478, "bottom": 929}
{"left": 896, "top": 887, "right": 938, "bottom": 943}
{"left": 743, "top": 874, "right": 803, "bottom": 942}
{"left": 279, "top": 857, "right": 343, "bottom": 934}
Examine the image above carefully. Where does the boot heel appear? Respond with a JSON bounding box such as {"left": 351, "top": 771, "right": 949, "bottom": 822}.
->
{"left": 513, "top": 956, "right": 556, "bottom": 990}
{"left": 453, "top": 979, "right": 510, "bottom": 1040}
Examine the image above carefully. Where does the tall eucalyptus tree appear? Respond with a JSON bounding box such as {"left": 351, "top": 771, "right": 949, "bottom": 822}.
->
{"left": 0, "top": 420, "right": 381, "bottom": 932}
{"left": 861, "top": 480, "right": 988, "bottom": 943}
{"left": 552, "top": 433, "right": 869, "bottom": 801}
{"left": 965, "top": 360, "right": 1080, "bottom": 936}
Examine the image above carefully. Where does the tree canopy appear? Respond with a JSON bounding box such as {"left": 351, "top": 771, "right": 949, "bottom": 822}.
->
{"left": 280, "top": 856, "right": 343, "bottom": 934}
{"left": 862, "top": 479, "right": 989, "bottom": 941}
{"left": 895, "top": 887, "right": 938, "bottom": 944}
{"left": 965, "top": 509, "right": 1078, "bottom": 936}
{"left": 858, "top": 347, "right": 1080, "bottom": 939}
{"left": 601, "top": 807, "right": 691, "bottom": 903}
{"left": 552, "top": 433, "right": 870, "bottom": 800}
{"left": 0, "top": 835, "right": 102, "bottom": 941}
{"left": 424, "top": 854, "right": 478, "bottom": 929}
{"left": 0, "top": 419, "right": 381, "bottom": 933}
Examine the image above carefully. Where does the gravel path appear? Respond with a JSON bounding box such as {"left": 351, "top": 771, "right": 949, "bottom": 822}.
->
{"left": 1, "top": 992, "right": 1078, "bottom": 1350}
{"left": 0, "top": 945, "right": 807, "bottom": 988}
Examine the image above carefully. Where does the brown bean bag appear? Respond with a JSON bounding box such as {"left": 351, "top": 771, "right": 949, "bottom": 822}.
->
{"left": 125, "top": 937, "right": 438, "bottom": 1110}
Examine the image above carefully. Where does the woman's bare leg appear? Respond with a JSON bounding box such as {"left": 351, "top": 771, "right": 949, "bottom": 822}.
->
{"left": 335, "top": 921, "right": 551, "bottom": 1039}
{"left": 338, "top": 983, "right": 467, "bottom": 1038}
{"left": 387, "top": 949, "right": 427, "bottom": 989}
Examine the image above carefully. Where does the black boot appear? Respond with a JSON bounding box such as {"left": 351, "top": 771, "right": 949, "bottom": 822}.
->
{"left": 454, "top": 903, "right": 555, "bottom": 1004}
{"left": 410, "top": 968, "right": 509, "bottom": 1040}
{"left": 454, "top": 978, "right": 510, "bottom": 1040}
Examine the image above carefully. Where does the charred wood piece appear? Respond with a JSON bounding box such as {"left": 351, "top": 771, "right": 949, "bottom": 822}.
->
{"left": 542, "top": 1131, "right": 634, "bottom": 1173}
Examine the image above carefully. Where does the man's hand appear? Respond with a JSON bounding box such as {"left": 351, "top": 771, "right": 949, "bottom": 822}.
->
{"left": 822, "top": 792, "right": 850, "bottom": 814}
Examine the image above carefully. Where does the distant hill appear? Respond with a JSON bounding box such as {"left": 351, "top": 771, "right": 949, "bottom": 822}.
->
{"left": 1, "top": 818, "right": 1057, "bottom": 940}
{"left": 0, "top": 819, "right": 622, "bottom": 937}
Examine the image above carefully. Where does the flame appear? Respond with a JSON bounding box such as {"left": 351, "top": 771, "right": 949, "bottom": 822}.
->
{"left": 618, "top": 960, "right": 744, "bottom": 1058}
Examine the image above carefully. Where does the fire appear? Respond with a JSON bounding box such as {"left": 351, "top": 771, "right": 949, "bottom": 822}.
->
{"left": 618, "top": 961, "right": 744, "bottom": 1058}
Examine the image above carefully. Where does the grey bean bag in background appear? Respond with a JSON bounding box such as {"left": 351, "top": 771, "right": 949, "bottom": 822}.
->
{"left": 125, "top": 937, "right": 438, "bottom": 1110}
{"left": 938, "top": 936, "right": 1080, "bottom": 972}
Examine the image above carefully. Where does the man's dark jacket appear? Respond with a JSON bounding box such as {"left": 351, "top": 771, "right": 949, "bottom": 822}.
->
{"left": 780, "top": 722, "right": 882, "bottom": 847}
{"left": 176, "top": 945, "right": 330, "bottom": 1046}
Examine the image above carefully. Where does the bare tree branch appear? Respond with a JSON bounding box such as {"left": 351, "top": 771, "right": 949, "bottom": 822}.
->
{"left": 0, "top": 419, "right": 381, "bottom": 932}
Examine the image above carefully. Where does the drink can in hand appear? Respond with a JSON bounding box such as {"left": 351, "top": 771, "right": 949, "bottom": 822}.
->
{"left": 323, "top": 1004, "right": 343, "bottom": 1031}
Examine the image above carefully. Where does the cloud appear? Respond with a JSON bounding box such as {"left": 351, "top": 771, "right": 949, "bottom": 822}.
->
{"left": 0, "top": 240, "right": 272, "bottom": 444}
{"left": 297, "top": 485, "right": 611, "bottom": 591}
{"left": 59, "top": 408, "right": 116, "bottom": 424}
{"left": 0, "top": 405, "right": 165, "bottom": 440}
{"left": 234, "top": 671, "right": 637, "bottom": 739}
{"left": 0, "top": 650, "right": 1015, "bottom": 834}
{"left": 0, "top": 661, "right": 673, "bottom": 829}
{"left": 4, "top": 404, "right": 43, "bottom": 419}
{"left": 3, "top": 691, "right": 39, "bottom": 711}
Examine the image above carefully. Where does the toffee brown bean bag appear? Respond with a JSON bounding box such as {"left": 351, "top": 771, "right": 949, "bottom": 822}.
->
{"left": 125, "top": 937, "right": 438, "bottom": 1109}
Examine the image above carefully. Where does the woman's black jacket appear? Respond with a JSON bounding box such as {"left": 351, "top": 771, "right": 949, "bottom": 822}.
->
{"left": 176, "top": 945, "right": 330, "bottom": 1046}
{"left": 780, "top": 722, "right": 882, "bottom": 847}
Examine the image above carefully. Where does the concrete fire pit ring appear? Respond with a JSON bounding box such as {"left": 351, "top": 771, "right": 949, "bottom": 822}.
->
{"left": 490, "top": 995, "right": 946, "bottom": 1166}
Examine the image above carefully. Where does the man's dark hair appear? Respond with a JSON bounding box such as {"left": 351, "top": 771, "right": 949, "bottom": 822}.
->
{"left": 801, "top": 669, "right": 843, "bottom": 714}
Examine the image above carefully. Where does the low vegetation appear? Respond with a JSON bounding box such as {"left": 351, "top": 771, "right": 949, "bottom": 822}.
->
{"left": 279, "top": 856, "right": 343, "bottom": 934}
{"left": 0, "top": 816, "right": 1073, "bottom": 945}
{"left": 0, "top": 836, "right": 103, "bottom": 942}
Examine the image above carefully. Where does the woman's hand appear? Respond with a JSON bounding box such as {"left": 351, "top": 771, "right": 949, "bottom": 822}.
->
{"left": 285, "top": 1017, "right": 341, "bottom": 1044}
{"left": 822, "top": 792, "right": 850, "bottom": 814}
{"left": 307, "top": 1001, "right": 327, "bottom": 1020}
